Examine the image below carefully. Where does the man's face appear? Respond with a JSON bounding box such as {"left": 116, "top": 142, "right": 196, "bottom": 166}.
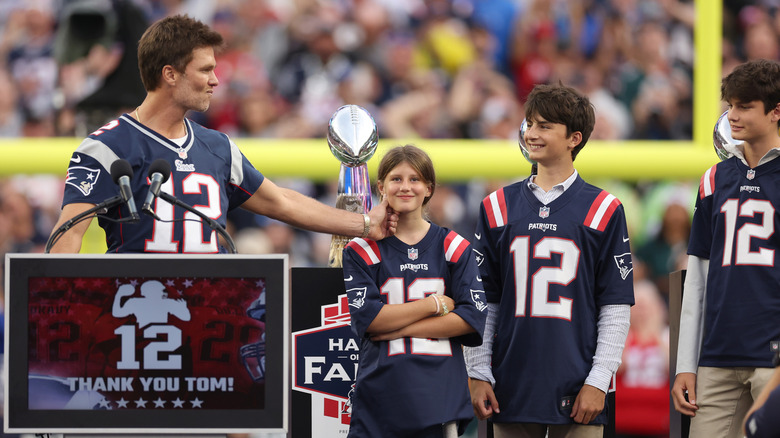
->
{"left": 727, "top": 99, "right": 780, "bottom": 143}
{"left": 523, "top": 115, "right": 579, "bottom": 165}
{"left": 173, "top": 46, "right": 219, "bottom": 113}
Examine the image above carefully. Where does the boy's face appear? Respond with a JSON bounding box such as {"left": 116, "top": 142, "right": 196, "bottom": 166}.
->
{"left": 727, "top": 99, "right": 780, "bottom": 144}
{"left": 524, "top": 115, "right": 581, "bottom": 165}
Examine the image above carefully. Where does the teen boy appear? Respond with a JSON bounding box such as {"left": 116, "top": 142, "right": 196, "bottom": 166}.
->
{"left": 465, "top": 83, "right": 634, "bottom": 437}
{"left": 672, "top": 58, "right": 780, "bottom": 438}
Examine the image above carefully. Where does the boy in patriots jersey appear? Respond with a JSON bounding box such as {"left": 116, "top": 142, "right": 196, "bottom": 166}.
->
{"left": 49, "top": 15, "right": 396, "bottom": 253}
{"left": 464, "top": 84, "right": 634, "bottom": 437}
{"left": 672, "top": 59, "right": 780, "bottom": 438}
{"left": 342, "top": 145, "right": 487, "bottom": 438}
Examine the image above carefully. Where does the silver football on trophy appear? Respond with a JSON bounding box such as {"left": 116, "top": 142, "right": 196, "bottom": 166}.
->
{"left": 713, "top": 110, "right": 741, "bottom": 161}
{"left": 327, "top": 105, "right": 378, "bottom": 167}
{"left": 518, "top": 118, "right": 536, "bottom": 164}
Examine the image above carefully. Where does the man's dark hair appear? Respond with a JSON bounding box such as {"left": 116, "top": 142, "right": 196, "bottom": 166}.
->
{"left": 524, "top": 83, "right": 595, "bottom": 161}
{"left": 721, "top": 58, "right": 780, "bottom": 127}
{"left": 137, "top": 15, "right": 224, "bottom": 91}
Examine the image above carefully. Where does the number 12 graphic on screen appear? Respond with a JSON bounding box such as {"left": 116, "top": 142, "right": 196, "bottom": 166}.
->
{"left": 112, "top": 281, "right": 191, "bottom": 369}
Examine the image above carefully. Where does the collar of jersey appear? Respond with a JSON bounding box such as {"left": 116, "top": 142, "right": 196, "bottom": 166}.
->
{"left": 120, "top": 114, "right": 194, "bottom": 157}
{"left": 521, "top": 174, "right": 584, "bottom": 212}
{"left": 385, "top": 221, "right": 437, "bottom": 255}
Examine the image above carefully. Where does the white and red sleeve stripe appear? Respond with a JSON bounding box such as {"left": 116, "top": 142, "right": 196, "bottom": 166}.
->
{"left": 483, "top": 188, "right": 508, "bottom": 228}
{"left": 345, "top": 238, "right": 381, "bottom": 265}
{"left": 444, "top": 231, "right": 469, "bottom": 263}
{"left": 584, "top": 191, "right": 620, "bottom": 232}
{"left": 699, "top": 165, "right": 717, "bottom": 199}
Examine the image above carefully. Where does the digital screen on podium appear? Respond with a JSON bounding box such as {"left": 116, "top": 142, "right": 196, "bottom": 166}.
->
{"left": 4, "top": 254, "right": 288, "bottom": 434}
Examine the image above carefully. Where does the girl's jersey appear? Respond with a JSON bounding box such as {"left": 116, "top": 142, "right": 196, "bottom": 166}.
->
{"left": 342, "top": 223, "right": 486, "bottom": 437}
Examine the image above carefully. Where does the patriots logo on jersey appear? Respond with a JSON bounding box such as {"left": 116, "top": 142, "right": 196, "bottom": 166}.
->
{"left": 473, "top": 249, "right": 485, "bottom": 267}
{"left": 347, "top": 287, "right": 367, "bottom": 309}
{"left": 65, "top": 166, "right": 101, "bottom": 196}
{"left": 408, "top": 248, "right": 418, "bottom": 260}
{"left": 613, "top": 253, "right": 633, "bottom": 280}
{"left": 470, "top": 289, "right": 487, "bottom": 312}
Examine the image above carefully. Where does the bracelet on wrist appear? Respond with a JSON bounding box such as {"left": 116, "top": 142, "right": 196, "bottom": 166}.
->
{"left": 430, "top": 294, "right": 440, "bottom": 315}
{"left": 439, "top": 297, "right": 449, "bottom": 317}
{"left": 361, "top": 213, "right": 371, "bottom": 238}
{"left": 436, "top": 294, "right": 449, "bottom": 317}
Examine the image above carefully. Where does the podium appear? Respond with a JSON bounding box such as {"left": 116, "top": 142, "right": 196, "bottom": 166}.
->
{"left": 4, "top": 254, "right": 289, "bottom": 435}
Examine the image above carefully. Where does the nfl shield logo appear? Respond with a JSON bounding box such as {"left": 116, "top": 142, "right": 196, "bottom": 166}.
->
{"left": 539, "top": 206, "right": 550, "bottom": 219}
{"left": 747, "top": 169, "right": 756, "bottom": 180}
{"left": 408, "top": 248, "right": 418, "bottom": 260}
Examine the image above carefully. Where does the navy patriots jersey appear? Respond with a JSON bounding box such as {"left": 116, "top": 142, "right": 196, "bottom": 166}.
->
{"left": 474, "top": 176, "right": 634, "bottom": 425}
{"left": 61, "top": 115, "right": 264, "bottom": 253}
{"left": 342, "top": 224, "right": 487, "bottom": 437}
{"left": 688, "top": 157, "right": 780, "bottom": 367}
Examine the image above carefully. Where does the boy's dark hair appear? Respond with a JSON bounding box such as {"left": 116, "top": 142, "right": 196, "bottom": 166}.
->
{"left": 138, "top": 15, "right": 224, "bottom": 91}
{"left": 721, "top": 58, "right": 780, "bottom": 127}
{"left": 524, "top": 83, "right": 595, "bottom": 161}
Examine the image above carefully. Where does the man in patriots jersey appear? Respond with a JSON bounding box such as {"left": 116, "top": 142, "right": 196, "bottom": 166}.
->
{"left": 464, "top": 84, "right": 634, "bottom": 437}
{"left": 342, "top": 145, "right": 487, "bottom": 437}
{"left": 48, "top": 15, "right": 396, "bottom": 253}
{"left": 672, "top": 59, "right": 780, "bottom": 438}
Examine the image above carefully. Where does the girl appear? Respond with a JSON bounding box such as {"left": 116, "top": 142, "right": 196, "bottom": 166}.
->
{"left": 342, "top": 145, "right": 487, "bottom": 438}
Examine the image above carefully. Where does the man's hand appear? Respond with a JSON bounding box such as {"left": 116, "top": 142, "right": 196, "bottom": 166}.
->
{"left": 469, "top": 379, "right": 499, "bottom": 420}
{"left": 571, "top": 384, "right": 605, "bottom": 424}
{"left": 367, "top": 197, "right": 397, "bottom": 240}
{"left": 671, "top": 372, "right": 698, "bottom": 417}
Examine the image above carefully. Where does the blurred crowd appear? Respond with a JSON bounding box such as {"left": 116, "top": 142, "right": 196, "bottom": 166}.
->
{"left": 0, "top": 1, "right": 778, "bottom": 436}
{"left": 0, "top": 0, "right": 700, "bottom": 140}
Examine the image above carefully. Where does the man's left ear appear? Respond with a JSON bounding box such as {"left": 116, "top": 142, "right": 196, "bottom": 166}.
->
{"left": 162, "top": 65, "right": 177, "bottom": 85}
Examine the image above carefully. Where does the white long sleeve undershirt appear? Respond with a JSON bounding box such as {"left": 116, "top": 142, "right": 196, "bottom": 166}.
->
{"left": 675, "top": 254, "right": 709, "bottom": 375}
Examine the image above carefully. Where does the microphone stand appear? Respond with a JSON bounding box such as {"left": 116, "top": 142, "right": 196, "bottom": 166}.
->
{"left": 158, "top": 192, "right": 237, "bottom": 254}
{"left": 45, "top": 194, "right": 238, "bottom": 255}
{"left": 44, "top": 195, "right": 123, "bottom": 253}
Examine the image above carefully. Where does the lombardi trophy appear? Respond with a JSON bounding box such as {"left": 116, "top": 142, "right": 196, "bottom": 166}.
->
{"left": 326, "top": 105, "right": 378, "bottom": 267}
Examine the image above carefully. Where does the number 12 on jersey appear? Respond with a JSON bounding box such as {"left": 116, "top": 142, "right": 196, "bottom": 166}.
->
{"left": 510, "top": 236, "right": 578, "bottom": 320}
{"left": 381, "top": 278, "right": 452, "bottom": 356}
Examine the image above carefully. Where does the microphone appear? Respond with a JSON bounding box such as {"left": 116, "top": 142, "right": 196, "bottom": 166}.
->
{"left": 142, "top": 159, "right": 171, "bottom": 218}
{"left": 110, "top": 159, "right": 140, "bottom": 223}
